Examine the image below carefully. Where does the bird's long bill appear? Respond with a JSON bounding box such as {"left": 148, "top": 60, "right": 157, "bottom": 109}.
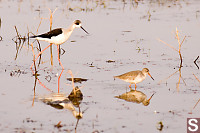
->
{"left": 148, "top": 73, "right": 154, "bottom": 80}
{"left": 80, "top": 26, "right": 89, "bottom": 34}
{"left": 148, "top": 93, "right": 155, "bottom": 101}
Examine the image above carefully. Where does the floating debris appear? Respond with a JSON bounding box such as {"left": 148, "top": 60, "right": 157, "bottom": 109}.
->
{"left": 106, "top": 60, "right": 115, "bottom": 63}
{"left": 156, "top": 121, "right": 164, "bottom": 131}
{"left": 87, "top": 62, "right": 95, "bottom": 67}
{"left": 67, "top": 78, "right": 88, "bottom": 83}
{"left": 122, "top": 30, "right": 132, "bottom": 32}
{"left": 54, "top": 121, "right": 63, "bottom": 128}
{"left": 45, "top": 75, "right": 51, "bottom": 82}
{"left": 10, "top": 69, "right": 27, "bottom": 77}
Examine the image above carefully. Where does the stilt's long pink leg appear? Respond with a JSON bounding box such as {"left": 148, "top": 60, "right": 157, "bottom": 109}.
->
{"left": 57, "top": 45, "right": 64, "bottom": 93}
{"left": 30, "top": 43, "right": 53, "bottom": 70}
{"left": 58, "top": 69, "right": 64, "bottom": 93}
{"left": 30, "top": 43, "right": 53, "bottom": 92}
{"left": 57, "top": 45, "right": 64, "bottom": 70}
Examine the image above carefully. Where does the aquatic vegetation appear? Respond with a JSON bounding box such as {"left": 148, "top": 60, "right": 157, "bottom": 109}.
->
{"left": 158, "top": 28, "right": 187, "bottom": 91}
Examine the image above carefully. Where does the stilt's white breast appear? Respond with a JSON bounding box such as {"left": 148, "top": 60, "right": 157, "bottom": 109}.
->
{"left": 50, "top": 33, "right": 66, "bottom": 45}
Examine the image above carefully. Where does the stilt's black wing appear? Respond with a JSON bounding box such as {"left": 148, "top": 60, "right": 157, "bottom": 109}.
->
{"left": 31, "top": 28, "right": 63, "bottom": 39}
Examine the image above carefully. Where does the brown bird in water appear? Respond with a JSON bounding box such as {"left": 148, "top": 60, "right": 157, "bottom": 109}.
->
{"left": 114, "top": 68, "right": 154, "bottom": 90}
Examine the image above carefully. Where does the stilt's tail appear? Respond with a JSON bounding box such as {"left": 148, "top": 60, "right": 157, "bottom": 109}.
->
{"left": 30, "top": 35, "right": 37, "bottom": 38}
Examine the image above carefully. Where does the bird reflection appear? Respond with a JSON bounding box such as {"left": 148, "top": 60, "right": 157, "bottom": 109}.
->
{"left": 115, "top": 90, "right": 155, "bottom": 106}
{"left": 39, "top": 86, "right": 83, "bottom": 119}
{"left": 68, "top": 86, "right": 83, "bottom": 108}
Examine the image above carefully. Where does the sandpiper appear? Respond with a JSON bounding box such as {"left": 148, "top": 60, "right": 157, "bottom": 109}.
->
{"left": 114, "top": 68, "right": 154, "bottom": 90}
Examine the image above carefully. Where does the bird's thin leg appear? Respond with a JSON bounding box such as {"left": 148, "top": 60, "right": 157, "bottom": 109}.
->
{"left": 57, "top": 69, "right": 64, "bottom": 93}
{"left": 134, "top": 83, "right": 136, "bottom": 90}
{"left": 57, "top": 45, "right": 64, "bottom": 93}
{"left": 57, "top": 45, "right": 64, "bottom": 70}
{"left": 30, "top": 43, "right": 53, "bottom": 70}
{"left": 129, "top": 83, "right": 132, "bottom": 90}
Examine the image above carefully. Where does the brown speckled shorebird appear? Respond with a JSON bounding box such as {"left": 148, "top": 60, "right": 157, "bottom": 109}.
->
{"left": 114, "top": 68, "right": 154, "bottom": 90}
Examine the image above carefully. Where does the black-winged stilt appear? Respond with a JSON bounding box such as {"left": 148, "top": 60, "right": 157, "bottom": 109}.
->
{"left": 30, "top": 20, "right": 89, "bottom": 70}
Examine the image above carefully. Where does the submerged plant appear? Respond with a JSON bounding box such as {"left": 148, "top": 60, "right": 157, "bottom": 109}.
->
{"left": 158, "top": 28, "right": 187, "bottom": 91}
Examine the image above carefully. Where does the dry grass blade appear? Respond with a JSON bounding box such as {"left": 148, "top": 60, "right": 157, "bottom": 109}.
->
{"left": 176, "top": 69, "right": 181, "bottom": 91}
{"left": 48, "top": 8, "right": 57, "bottom": 66}
{"left": 158, "top": 70, "right": 178, "bottom": 85}
{"left": 67, "top": 70, "right": 76, "bottom": 94}
{"left": 34, "top": 8, "right": 58, "bottom": 67}
{"left": 176, "top": 27, "right": 181, "bottom": 49}
{"left": 180, "top": 75, "right": 187, "bottom": 86}
{"left": 32, "top": 89, "right": 36, "bottom": 107}
{"left": 180, "top": 36, "right": 186, "bottom": 47}
{"left": 193, "top": 73, "right": 200, "bottom": 83}
{"left": 157, "top": 38, "right": 178, "bottom": 52}
{"left": 67, "top": 70, "right": 84, "bottom": 96}
{"left": 37, "top": 19, "right": 44, "bottom": 33}
{"left": 31, "top": 43, "right": 37, "bottom": 73}
{"left": 158, "top": 28, "right": 187, "bottom": 91}
{"left": 193, "top": 98, "right": 200, "bottom": 110}
{"left": 13, "top": 26, "right": 27, "bottom": 60}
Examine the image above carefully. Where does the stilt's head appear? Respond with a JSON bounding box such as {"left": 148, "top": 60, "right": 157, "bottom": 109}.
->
{"left": 142, "top": 68, "right": 154, "bottom": 80}
{"left": 74, "top": 20, "right": 82, "bottom": 27}
{"left": 74, "top": 20, "right": 89, "bottom": 34}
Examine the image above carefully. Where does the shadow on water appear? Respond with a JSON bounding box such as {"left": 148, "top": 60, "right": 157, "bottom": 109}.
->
{"left": 38, "top": 86, "right": 84, "bottom": 131}
{"left": 30, "top": 68, "right": 88, "bottom": 131}
{"left": 115, "top": 89, "right": 155, "bottom": 106}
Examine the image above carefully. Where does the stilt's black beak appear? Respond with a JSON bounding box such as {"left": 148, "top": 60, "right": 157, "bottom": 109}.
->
{"left": 80, "top": 26, "right": 89, "bottom": 34}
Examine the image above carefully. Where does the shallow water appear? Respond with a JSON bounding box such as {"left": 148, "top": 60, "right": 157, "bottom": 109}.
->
{"left": 0, "top": 0, "right": 200, "bottom": 132}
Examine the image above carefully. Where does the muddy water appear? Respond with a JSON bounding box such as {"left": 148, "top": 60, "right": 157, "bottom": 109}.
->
{"left": 0, "top": 0, "right": 200, "bottom": 132}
